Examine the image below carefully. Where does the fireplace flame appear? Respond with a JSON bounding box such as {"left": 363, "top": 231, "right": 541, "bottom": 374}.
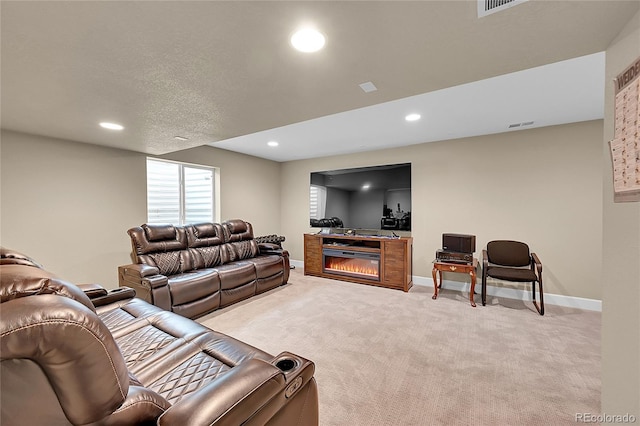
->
{"left": 325, "top": 258, "right": 378, "bottom": 277}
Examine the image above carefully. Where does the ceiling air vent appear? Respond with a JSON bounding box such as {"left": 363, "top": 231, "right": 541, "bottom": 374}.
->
{"left": 508, "top": 120, "right": 535, "bottom": 129}
{"left": 478, "top": 0, "right": 528, "bottom": 18}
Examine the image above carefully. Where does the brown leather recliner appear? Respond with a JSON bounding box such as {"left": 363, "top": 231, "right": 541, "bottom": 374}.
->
{"left": 0, "top": 248, "right": 319, "bottom": 426}
{"left": 120, "top": 219, "right": 290, "bottom": 319}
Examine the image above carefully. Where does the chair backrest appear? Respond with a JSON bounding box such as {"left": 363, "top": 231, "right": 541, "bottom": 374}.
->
{"left": 0, "top": 247, "right": 97, "bottom": 313}
{"left": 128, "top": 224, "right": 189, "bottom": 274}
{"left": 185, "top": 222, "right": 228, "bottom": 268}
{"left": 0, "top": 250, "right": 131, "bottom": 425}
{"left": 222, "top": 219, "right": 259, "bottom": 262}
{"left": 487, "top": 240, "right": 531, "bottom": 267}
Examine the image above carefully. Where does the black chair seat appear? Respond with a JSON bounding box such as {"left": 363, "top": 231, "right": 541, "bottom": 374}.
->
{"left": 486, "top": 266, "right": 537, "bottom": 282}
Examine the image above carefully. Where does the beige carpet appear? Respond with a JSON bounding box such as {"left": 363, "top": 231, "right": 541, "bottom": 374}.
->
{"left": 199, "top": 269, "right": 600, "bottom": 426}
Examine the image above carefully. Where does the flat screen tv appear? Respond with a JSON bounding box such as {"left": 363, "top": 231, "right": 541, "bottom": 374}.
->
{"left": 310, "top": 163, "right": 411, "bottom": 232}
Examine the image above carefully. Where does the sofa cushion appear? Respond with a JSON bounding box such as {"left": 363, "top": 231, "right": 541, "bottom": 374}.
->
{"left": 141, "top": 331, "right": 271, "bottom": 404}
{"left": 214, "top": 262, "right": 256, "bottom": 290}
{"left": 171, "top": 292, "right": 221, "bottom": 319}
{"left": 245, "top": 255, "right": 284, "bottom": 279}
{"left": 256, "top": 273, "right": 284, "bottom": 294}
{"left": 168, "top": 270, "right": 221, "bottom": 306}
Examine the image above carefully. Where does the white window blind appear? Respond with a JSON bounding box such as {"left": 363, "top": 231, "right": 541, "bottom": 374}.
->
{"left": 184, "top": 166, "right": 214, "bottom": 224}
{"left": 147, "top": 158, "right": 215, "bottom": 225}
{"left": 309, "top": 185, "right": 327, "bottom": 220}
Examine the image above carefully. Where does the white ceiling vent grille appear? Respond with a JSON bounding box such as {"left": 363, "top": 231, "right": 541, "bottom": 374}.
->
{"left": 478, "top": 0, "right": 528, "bottom": 18}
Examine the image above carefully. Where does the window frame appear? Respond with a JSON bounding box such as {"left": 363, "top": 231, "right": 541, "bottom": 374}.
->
{"left": 146, "top": 157, "right": 220, "bottom": 226}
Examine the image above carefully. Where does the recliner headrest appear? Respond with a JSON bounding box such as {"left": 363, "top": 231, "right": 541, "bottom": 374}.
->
{"left": 128, "top": 225, "right": 188, "bottom": 258}
{"left": 143, "top": 224, "right": 177, "bottom": 242}
{"left": 222, "top": 220, "right": 254, "bottom": 242}
{"left": 192, "top": 223, "right": 217, "bottom": 238}
{"left": 0, "top": 247, "right": 44, "bottom": 268}
{"left": 224, "top": 219, "right": 248, "bottom": 234}
{"left": 0, "top": 265, "right": 97, "bottom": 313}
{"left": 186, "top": 223, "right": 224, "bottom": 248}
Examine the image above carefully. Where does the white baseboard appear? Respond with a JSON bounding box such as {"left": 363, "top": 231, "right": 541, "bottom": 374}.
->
{"left": 290, "top": 260, "right": 601, "bottom": 312}
{"left": 412, "top": 275, "right": 602, "bottom": 312}
{"left": 290, "top": 259, "right": 305, "bottom": 269}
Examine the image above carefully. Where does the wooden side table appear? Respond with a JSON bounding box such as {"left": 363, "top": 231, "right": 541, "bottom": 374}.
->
{"left": 432, "top": 258, "right": 478, "bottom": 307}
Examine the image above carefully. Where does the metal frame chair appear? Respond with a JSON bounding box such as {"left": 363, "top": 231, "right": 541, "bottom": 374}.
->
{"left": 482, "top": 240, "right": 544, "bottom": 315}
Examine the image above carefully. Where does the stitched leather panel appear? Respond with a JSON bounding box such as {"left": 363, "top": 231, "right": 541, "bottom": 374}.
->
{"left": 227, "top": 240, "right": 258, "bottom": 261}
{"left": 197, "top": 246, "right": 223, "bottom": 268}
{"left": 116, "top": 325, "right": 176, "bottom": 369}
{"left": 99, "top": 307, "right": 136, "bottom": 330}
{"left": 149, "top": 252, "right": 181, "bottom": 276}
{"left": 150, "top": 352, "right": 231, "bottom": 404}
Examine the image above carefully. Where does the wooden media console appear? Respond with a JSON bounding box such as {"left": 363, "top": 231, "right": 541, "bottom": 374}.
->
{"left": 303, "top": 233, "right": 413, "bottom": 291}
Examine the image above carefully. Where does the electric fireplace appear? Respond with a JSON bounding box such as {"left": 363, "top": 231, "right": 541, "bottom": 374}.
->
{"left": 322, "top": 248, "right": 380, "bottom": 281}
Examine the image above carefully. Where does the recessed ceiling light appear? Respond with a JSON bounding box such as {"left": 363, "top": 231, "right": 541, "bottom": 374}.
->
{"left": 361, "top": 184, "right": 371, "bottom": 190}
{"left": 174, "top": 136, "right": 188, "bottom": 141}
{"left": 290, "top": 28, "right": 325, "bottom": 53}
{"left": 267, "top": 141, "right": 279, "bottom": 147}
{"left": 99, "top": 122, "right": 124, "bottom": 130}
{"left": 405, "top": 113, "right": 421, "bottom": 122}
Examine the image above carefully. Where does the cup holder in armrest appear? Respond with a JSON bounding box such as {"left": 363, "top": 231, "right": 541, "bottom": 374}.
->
{"left": 272, "top": 352, "right": 312, "bottom": 399}
{"left": 275, "top": 358, "right": 299, "bottom": 372}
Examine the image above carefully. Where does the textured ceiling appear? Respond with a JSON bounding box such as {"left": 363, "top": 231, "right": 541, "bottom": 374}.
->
{"left": 1, "top": 1, "right": 638, "bottom": 157}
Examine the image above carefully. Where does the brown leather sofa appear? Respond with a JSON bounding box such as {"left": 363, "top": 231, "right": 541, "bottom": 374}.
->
{"left": 0, "top": 248, "right": 318, "bottom": 426}
{"left": 119, "top": 219, "right": 290, "bottom": 319}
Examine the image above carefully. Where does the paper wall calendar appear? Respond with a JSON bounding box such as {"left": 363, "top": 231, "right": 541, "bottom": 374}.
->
{"left": 610, "top": 56, "right": 640, "bottom": 202}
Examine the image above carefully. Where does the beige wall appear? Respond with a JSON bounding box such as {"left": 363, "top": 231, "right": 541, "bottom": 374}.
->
{"left": 0, "top": 120, "right": 606, "bottom": 301}
{"left": 156, "top": 145, "right": 281, "bottom": 236}
{"left": 602, "top": 9, "right": 640, "bottom": 417}
{"left": 1, "top": 130, "right": 146, "bottom": 286}
{"left": 281, "top": 120, "right": 604, "bottom": 300}
{"left": 0, "top": 130, "right": 281, "bottom": 287}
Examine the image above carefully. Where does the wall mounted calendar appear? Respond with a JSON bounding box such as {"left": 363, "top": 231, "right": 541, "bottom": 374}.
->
{"left": 610, "top": 56, "right": 640, "bottom": 202}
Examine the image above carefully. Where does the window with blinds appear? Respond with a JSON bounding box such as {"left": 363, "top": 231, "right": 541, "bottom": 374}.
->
{"left": 146, "top": 158, "right": 215, "bottom": 225}
{"left": 309, "top": 185, "right": 327, "bottom": 220}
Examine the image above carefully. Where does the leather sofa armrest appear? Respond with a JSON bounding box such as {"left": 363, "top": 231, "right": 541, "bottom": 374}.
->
{"left": 119, "top": 264, "right": 167, "bottom": 289}
{"left": 121, "top": 263, "right": 160, "bottom": 278}
{"left": 118, "top": 264, "right": 169, "bottom": 307}
{"left": 91, "top": 287, "right": 137, "bottom": 307}
{"left": 143, "top": 274, "right": 170, "bottom": 289}
{"left": 258, "top": 243, "right": 287, "bottom": 256}
{"left": 77, "top": 283, "right": 109, "bottom": 299}
{"left": 158, "top": 358, "right": 286, "bottom": 426}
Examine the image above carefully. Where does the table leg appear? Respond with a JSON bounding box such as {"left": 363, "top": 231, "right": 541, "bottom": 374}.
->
{"left": 432, "top": 266, "right": 438, "bottom": 300}
{"left": 469, "top": 269, "right": 477, "bottom": 307}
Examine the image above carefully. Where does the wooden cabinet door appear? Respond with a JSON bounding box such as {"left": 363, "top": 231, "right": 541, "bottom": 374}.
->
{"left": 382, "top": 240, "right": 406, "bottom": 287}
{"left": 304, "top": 234, "right": 322, "bottom": 275}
